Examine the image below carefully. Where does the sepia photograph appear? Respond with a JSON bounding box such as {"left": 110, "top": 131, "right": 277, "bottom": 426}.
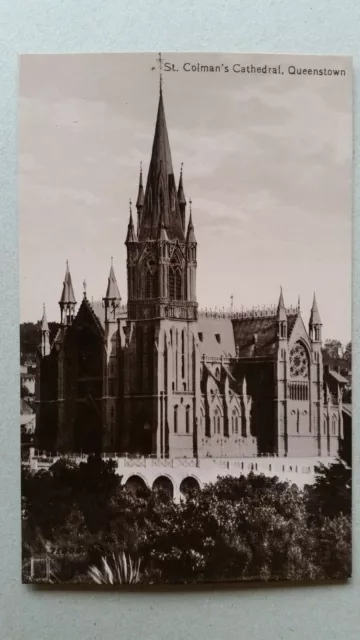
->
{"left": 19, "top": 52, "right": 352, "bottom": 586}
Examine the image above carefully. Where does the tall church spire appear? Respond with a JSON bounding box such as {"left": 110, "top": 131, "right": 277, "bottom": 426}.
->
{"left": 59, "top": 261, "right": 76, "bottom": 325}
{"left": 138, "top": 87, "right": 184, "bottom": 241}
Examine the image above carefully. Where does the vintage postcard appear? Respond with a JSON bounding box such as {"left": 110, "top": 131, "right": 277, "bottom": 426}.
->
{"left": 19, "top": 52, "right": 352, "bottom": 585}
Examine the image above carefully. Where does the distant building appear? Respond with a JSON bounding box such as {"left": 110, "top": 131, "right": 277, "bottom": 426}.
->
{"left": 34, "top": 85, "right": 350, "bottom": 464}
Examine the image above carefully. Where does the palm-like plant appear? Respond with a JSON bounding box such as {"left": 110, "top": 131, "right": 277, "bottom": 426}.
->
{"left": 88, "top": 552, "right": 141, "bottom": 585}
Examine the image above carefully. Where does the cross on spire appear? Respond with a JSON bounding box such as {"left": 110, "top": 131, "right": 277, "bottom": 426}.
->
{"left": 156, "top": 52, "right": 163, "bottom": 90}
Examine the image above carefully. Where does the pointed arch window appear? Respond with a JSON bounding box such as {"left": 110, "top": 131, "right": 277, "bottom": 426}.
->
{"left": 214, "top": 408, "right": 221, "bottom": 435}
{"left": 231, "top": 409, "right": 239, "bottom": 435}
{"left": 332, "top": 415, "right": 337, "bottom": 435}
{"left": 323, "top": 418, "right": 327, "bottom": 435}
{"left": 145, "top": 259, "right": 158, "bottom": 299}
{"left": 174, "top": 405, "right": 178, "bottom": 434}
{"left": 169, "top": 260, "right": 182, "bottom": 301}
{"left": 185, "top": 405, "right": 191, "bottom": 434}
{"left": 181, "top": 329, "right": 185, "bottom": 378}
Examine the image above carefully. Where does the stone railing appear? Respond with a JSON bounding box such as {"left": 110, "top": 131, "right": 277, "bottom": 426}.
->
{"left": 198, "top": 304, "right": 299, "bottom": 319}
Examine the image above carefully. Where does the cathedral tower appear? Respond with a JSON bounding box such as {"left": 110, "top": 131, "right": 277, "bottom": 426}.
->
{"left": 124, "top": 86, "right": 199, "bottom": 457}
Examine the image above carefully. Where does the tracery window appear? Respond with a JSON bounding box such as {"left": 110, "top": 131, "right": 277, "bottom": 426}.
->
{"left": 289, "top": 343, "right": 309, "bottom": 379}
{"left": 145, "top": 259, "right": 158, "bottom": 299}
{"left": 169, "top": 261, "right": 182, "bottom": 300}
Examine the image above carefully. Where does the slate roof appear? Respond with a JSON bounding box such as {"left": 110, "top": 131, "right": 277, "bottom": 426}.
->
{"left": 60, "top": 262, "right": 76, "bottom": 304}
{"left": 197, "top": 316, "right": 236, "bottom": 357}
{"left": 329, "top": 369, "right": 349, "bottom": 384}
{"left": 232, "top": 316, "right": 278, "bottom": 358}
{"left": 105, "top": 264, "right": 121, "bottom": 300}
{"left": 342, "top": 403, "right": 352, "bottom": 417}
{"left": 91, "top": 300, "right": 127, "bottom": 329}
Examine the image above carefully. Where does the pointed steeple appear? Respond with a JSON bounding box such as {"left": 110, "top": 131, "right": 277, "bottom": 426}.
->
{"left": 136, "top": 162, "right": 145, "bottom": 209}
{"left": 105, "top": 258, "right": 121, "bottom": 301}
{"left": 186, "top": 199, "right": 197, "bottom": 244}
{"left": 104, "top": 258, "right": 121, "bottom": 322}
{"left": 41, "top": 303, "right": 49, "bottom": 332}
{"left": 178, "top": 163, "right": 186, "bottom": 232}
{"left": 309, "top": 292, "right": 322, "bottom": 342}
{"left": 125, "top": 199, "right": 137, "bottom": 244}
{"left": 178, "top": 163, "right": 186, "bottom": 205}
{"left": 138, "top": 87, "right": 184, "bottom": 241}
{"left": 60, "top": 261, "right": 76, "bottom": 305}
{"left": 59, "top": 261, "right": 76, "bottom": 325}
{"left": 309, "top": 292, "right": 322, "bottom": 325}
{"left": 277, "top": 286, "right": 287, "bottom": 322}
{"left": 40, "top": 303, "right": 50, "bottom": 357}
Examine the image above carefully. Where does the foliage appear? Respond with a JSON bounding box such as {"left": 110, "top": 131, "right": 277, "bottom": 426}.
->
{"left": 20, "top": 321, "right": 60, "bottom": 363}
{"left": 322, "top": 339, "right": 351, "bottom": 370}
{"left": 88, "top": 552, "right": 141, "bottom": 585}
{"left": 305, "top": 459, "right": 351, "bottom": 520}
{"left": 22, "top": 458, "right": 352, "bottom": 585}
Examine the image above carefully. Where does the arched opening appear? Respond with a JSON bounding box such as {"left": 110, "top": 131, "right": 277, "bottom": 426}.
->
{"left": 153, "top": 475, "right": 174, "bottom": 499}
{"left": 180, "top": 476, "right": 200, "bottom": 498}
{"left": 125, "top": 475, "right": 148, "bottom": 495}
{"left": 231, "top": 409, "right": 239, "bottom": 435}
{"left": 169, "top": 262, "right": 182, "bottom": 300}
{"left": 323, "top": 418, "right": 327, "bottom": 435}
{"left": 145, "top": 262, "right": 158, "bottom": 299}
{"left": 215, "top": 367, "right": 220, "bottom": 380}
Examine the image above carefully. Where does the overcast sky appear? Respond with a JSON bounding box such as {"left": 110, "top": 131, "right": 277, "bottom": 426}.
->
{"left": 19, "top": 53, "right": 352, "bottom": 343}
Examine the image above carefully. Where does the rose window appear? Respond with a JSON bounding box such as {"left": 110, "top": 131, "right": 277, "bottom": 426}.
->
{"left": 289, "top": 343, "right": 308, "bottom": 378}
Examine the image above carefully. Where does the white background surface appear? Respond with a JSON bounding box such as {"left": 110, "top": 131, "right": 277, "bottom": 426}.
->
{"left": 0, "top": 1, "right": 359, "bottom": 638}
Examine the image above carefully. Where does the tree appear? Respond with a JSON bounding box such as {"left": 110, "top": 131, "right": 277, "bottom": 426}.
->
{"left": 343, "top": 341, "right": 352, "bottom": 368}
{"left": 305, "top": 459, "right": 351, "bottom": 521}
{"left": 323, "top": 339, "right": 344, "bottom": 360}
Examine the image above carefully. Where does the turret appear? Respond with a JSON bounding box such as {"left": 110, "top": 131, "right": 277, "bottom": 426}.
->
{"left": 59, "top": 261, "right": 76, "bottom": 325}
{"left": 40, "top": 303, "right": 50, "bottom": 357}
{"left": 103, "top": 258, "right": 121, "bottom": 322}
{"left": 276, "top": 287, "right": 287, "bottom": 339}
{"left": 178, "top": 163, "right": 186, "bottom": 232}
{"left": 186, "top": 199, "right": 197, "bottom": 245}
{"left": 309, "top": 292, "right": 322, "bottom": 342}
{"left": 125, "top": 199, "right": 137, "bottom": 244}
{"left": 136, "top": 162, "right": 144, "bottom": 232}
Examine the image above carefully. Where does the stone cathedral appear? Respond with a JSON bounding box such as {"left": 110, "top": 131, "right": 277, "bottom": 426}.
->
{"left": 35, "top": 86, "right": 347, "bottom": 462}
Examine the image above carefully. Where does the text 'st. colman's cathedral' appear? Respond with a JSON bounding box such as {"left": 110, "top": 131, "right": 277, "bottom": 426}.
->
{"left": 35, "top": 85, "right": 347, "bottom": 461}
